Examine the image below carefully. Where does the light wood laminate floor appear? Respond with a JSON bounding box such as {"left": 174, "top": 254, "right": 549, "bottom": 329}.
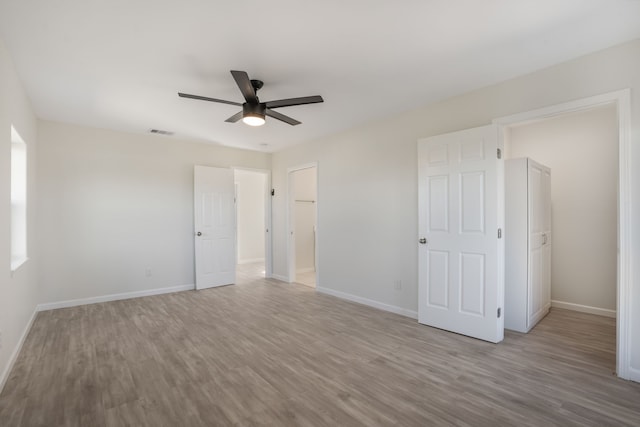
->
{"left": 1, "top": 272, "right": 639, "bottom": 426}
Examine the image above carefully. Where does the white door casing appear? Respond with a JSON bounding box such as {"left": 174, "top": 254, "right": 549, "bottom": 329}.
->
{"left": 418, "top": 124, "right": 504, "bottom": 343}
{"left": 194, "top": 165, "right": 236, "bottom": 289}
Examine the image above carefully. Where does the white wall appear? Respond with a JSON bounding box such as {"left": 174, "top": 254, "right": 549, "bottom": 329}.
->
{"left": 0, "top": 39, "right": 39, "bottom": 391}
{"left": 271, "top": 39, "right": 640, "bottom": 375}
{"left": 37, "top": 121, "right": 270, "bottom": 304}
{"left": 235, "top": 169, "right": 266, "bottom": 264}
{"left": 507, "top": 106, "right": 618, "bottom": 313}
{"left": 293, "top": 167, "right": 316, "bottom": 272}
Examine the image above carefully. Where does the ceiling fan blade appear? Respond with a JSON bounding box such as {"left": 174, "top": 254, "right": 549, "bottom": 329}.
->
{"left": 230, "top": 70, "right": 258, "bottom": 104}
{"left": 265, "top": 95, "right": 324, "bottom": 109}
{"left": 178, "top": 92, "right": 241, "bottom": 106}
{"left": 265, "top": 109, "right": 301, "bottom": 126}
{"left": 225, "top": 111, "right": 244, "bottom": 123}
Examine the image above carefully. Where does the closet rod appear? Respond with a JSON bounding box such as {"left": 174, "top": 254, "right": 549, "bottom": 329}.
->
{"left": 295, "top": 199, "right": 316, "bottom": 203}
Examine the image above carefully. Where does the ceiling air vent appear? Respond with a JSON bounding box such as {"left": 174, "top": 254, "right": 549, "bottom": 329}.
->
{"left": 149, "top": 129, "right": 174, "bottom": 136}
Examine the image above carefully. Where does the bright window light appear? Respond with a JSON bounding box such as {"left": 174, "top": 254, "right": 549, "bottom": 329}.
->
{"left": 11, "top": 125, "right": 27, "bottom": 271}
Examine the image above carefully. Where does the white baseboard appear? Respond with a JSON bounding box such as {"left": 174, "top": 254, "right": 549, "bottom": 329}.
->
{"left": 271, "top": 274, "right": 289, "bottom": 282}
{"left": 0, "top": 307, "right": 38, "bottom": 394}
{"left": 551, "top": 300, "right": 616, "bottom": 318}
{"left": 237, "top": 258, "right": 265, "bottom": 265}
{"left": 36, "top": 284, "right": 195, "bottom": 312}
{"left": 628, "top": 366, "right": 640, "bottom": 383}
{"left": 296, "top": 267, "right": 315, "bottom": 274}
{"left": 316, "top": 286, "right": 418, "bottom": 320}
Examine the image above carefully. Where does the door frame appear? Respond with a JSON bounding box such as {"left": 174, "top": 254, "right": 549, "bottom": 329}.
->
{"left": 232, "top": 167, "right": 273, "bottom": 278}
{"left": 493, "top": 88, "right": 631, "bottom": 380}
{"left": 286, "top": 162, "right": 319, "bottom": 285}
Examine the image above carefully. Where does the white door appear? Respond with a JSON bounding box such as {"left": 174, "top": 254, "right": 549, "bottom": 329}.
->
{"left": 194, "top": 165, "right": 236, "bottom": 289}
{"left": 418, "top": 125, "right": 504, "bottom": 343}
{"left": 527, "top": 160, "right": 551, "bottom": 328}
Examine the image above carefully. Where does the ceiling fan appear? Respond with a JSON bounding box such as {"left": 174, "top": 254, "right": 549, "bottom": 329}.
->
{"left": 178, "top": 70, "right": 324, "bottom": 127}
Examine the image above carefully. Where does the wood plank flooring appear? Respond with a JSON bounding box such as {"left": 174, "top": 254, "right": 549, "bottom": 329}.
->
{"left": 1, "top": 268, "right": 639, "bottom": 426}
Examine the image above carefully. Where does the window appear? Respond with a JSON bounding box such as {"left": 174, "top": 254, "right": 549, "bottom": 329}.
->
{"left": 11, "top": 126, "right": 27, "bottom": 271}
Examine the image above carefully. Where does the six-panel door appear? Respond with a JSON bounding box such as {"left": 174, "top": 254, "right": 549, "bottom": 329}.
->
{"left": 194, "top": 165, "right": 237, "bottom": 289}
{"left": 418, "top": 125, "right": 504, "bottom": 343}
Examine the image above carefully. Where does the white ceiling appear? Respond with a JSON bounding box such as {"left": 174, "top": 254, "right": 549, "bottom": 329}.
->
{"left": 1, "top": 1, "right": 639, "bottom": 153}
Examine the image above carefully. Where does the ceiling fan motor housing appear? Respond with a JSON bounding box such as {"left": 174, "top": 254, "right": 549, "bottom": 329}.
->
{"left": 243, "top": 102, "right": 266, "bottom": 120}
{"left": 250, "top": 79, "right": 264, "bottom": 92}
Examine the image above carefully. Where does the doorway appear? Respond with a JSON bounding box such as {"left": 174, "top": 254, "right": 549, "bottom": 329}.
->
{"left": 494, "top": 89, "right": 631, "bottom": 379}
{"left": 505, "top": 105, "right": 618, "bottom": 319}
{"left": 288, "top": 164, "right": 318, "bottom": 287}
{"left": 234, "top": 168, "right": 272, "bottom": 282}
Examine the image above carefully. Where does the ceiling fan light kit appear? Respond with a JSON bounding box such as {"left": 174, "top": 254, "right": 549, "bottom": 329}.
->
{"left": 179, "top": 70, "right": 323, "bottom": 127}
{"left": 242, "top": 102, "right": 266, "bottom": 126}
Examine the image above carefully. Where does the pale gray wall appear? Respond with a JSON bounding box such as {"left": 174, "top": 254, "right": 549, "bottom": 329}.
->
{"left": 0, "top": 39, "right": 39, "bottom": 390}
{"left": 37, "top": 121, "right": 270, "bottom": 303}
{"left": 271, "top": 39, "right": 640, "bottom": 373}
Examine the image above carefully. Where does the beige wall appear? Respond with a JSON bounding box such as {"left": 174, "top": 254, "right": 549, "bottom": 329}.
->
{"left": 507, "top": 106, "right": 618, "bottom": 312}
{"left": 37, "top": 121, "right": 270, "bottom": 304}
{"left": 0, "top": 40, "right": 39, "bottom": 390}
{"left": 271, "top": 39, "right": 640, "bottom": 375}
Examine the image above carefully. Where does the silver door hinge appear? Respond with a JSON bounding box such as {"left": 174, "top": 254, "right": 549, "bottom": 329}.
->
{"left": 497, "top": 148, "right": 502, "bottom": 159}
{"left": 498, "top": 228, "right": 502, "bottom": 239}
{"left": 497, "top": 308, "right": 501, "bottom": 318}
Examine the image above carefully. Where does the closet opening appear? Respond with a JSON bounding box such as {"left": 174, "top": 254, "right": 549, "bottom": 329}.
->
{"left": 287, "top": 164, "right": 318, "bottom": 288}
{"left": 501, "top": 103, "right": 619, "bottom": 374}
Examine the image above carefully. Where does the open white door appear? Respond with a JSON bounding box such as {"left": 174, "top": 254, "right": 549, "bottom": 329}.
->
{"left": 194, "top": 165, "right": 236, "bottom": 290}
{"left": 418, "top": 125, "right": 504, "bottom": 343}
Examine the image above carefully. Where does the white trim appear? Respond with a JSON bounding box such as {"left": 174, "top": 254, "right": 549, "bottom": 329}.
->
{"left": 316, "top": 286, "right": 418, "bottom": 319}
{"left": 616, "top": 90, "right": 632, "bottom": 380}
{"left": 36, "top": 284, "right": 194, "bottom": 311}
{"left": 237, "top": 258, "right": 265, "bottom": 265}
{"left": 271, "top": 274, "right": 289, "bottom": 282}
{"left": 629, "top": 367, "right": 640, "bottom": 383}
{"left": 551, "top": 300, "right": 616, "bottom": 318}
{"left": 492, "top": 90, "right": 629, "bottom": 127}
{"left": 493, "top": 88, "right": 631, "bottom": 380}
{"left": 10, "top": 256, "right": 29, "bottom": 274}
{"left": 0, "top": 307, "right": 38, "bottom": 393}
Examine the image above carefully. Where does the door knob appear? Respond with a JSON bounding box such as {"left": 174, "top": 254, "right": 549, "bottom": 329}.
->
{"left": 196, "top": 231, "right": 202, "bottom": 236}
{"left": 419, "top": 238, "right": 427, "bottom": 244}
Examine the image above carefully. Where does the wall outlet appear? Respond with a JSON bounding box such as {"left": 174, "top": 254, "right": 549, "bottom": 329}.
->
{"left": 393, "top": 280, "right": 402, "bottom": 291}
{"left": 145, "top": 268, "right": 152, "bottom": 277}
